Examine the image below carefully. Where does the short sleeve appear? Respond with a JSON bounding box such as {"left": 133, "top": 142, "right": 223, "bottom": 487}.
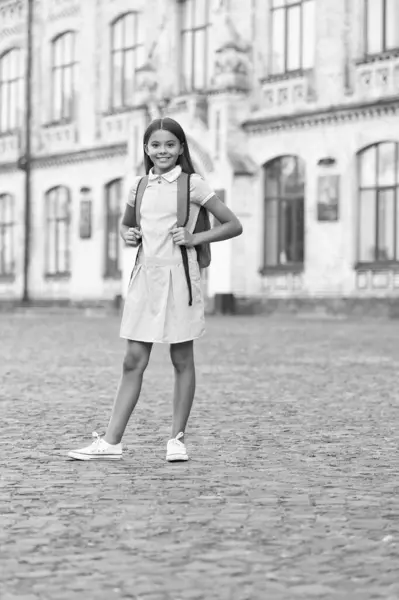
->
{"left": 190, "top": 174, "right": 215, "bottom": 207}
{"left": 126, "top": 175, "right": 143, "bottom": 207}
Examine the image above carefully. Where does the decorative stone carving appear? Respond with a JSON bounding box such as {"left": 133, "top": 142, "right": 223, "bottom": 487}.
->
{"left": 212, "top": 7, "right": 251, "bottom": 92}
{"left": 135, "top": 58, "right": 158, "bottom": 107}
{"left": 48, "top": 0, "right": 80, "bottom": 21}
{"left": 0, "top": 0, "right": 23, "bottom": 38}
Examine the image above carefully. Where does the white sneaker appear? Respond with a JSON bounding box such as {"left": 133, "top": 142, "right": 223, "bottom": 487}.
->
{"left": 68, "top": 432, "right": 122, "bottom": 461}
{"left": 166, "top": 432, "right": 188, "bottom": 462}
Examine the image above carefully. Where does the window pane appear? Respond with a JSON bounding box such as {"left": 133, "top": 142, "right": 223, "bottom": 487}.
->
{"left": 271, "top": 8, "right": 285, "bottom": 74}
{"left": 1, "top": 81, "right": 9, "bottom": 131}
{"left": 53, "top": 69, "right": 62, "bottom": 121}
{"left": 386, "top": 0, "right": 399, "bottom": 50}
{"left": 47, "top": 215, "right": 55, "bottom": 274}
{"left": 193, "top": 28, "right": 206, "bottom": 89}
{"left": 378, "top": 143, "right": 396, "bottom": 186}
{"left": 9, "top": 81, "right": 16, "bottom": 129}
{"left": 194, "top": 0, "right": 207, "bottom": 27}
{"left": 4, "top": 225, "right": 13, "bottom": 274}
{"left": 366, "top": 0, "right": 383, "bottom": 54}
{"left": 124, "top": 13, "right": 135, "bottom": 47}
{"left": 57, "top": 220, "right": 67, "bottom": 272}
{"left": 377, "top": 189, "right": 395, "bottom": 260}
{"left": 54, "top": 38, "right": 63, "bottom": 67}
{"left": 112, "top": 51, "right": 123, "bottom": 108}
{"left": 359, "top": 189, "right": 376, "bottom": 262}
{"left": 124, "top": 49, "right": 134, "bottom": 104}
{"left": 281, "top": 156, "right": 304, "bottom": 197}
{"left": 113, "top": 18, "right": 123, "bottom": 51}
{"left": 265, "top": 199, "right": 279, "bottom": 266}
{"left": 182, "top": 31, "right": 192, "bottom": 91}
{"left": 287, "top": 5, "right": 301, "bottom": 71}
{"left": 63, "top": 66, "right": 73, "bottom": 119}
{"left": 64, "top": 33, "right": 73, "bottom": 64}
{"left": 360, "top": 146, "right": 377, "bottom": 187}
{"left": 302, "top": 0, "right": 315, "bottom": 69}
{"left": 182, "top": 0, "right": 193, "bottom": 30}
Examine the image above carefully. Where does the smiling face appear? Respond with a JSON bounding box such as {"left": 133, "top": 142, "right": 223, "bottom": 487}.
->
{"left": 145, "top": 129, "right": 184, "bottom": 174}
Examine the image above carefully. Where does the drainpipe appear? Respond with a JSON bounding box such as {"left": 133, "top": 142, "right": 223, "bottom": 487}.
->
{"left": 20, "top": 0, "right": 33, "bottom": 303}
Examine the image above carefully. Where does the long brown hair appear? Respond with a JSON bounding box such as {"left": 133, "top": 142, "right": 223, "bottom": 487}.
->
{"left": 143, "top": 117, "right": 196, "bottom": 175}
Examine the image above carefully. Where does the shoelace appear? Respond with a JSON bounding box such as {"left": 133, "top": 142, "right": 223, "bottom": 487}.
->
{"left": 170, "top": 432, "right": 185, "bottom": 447}
{"left": 90, "top": 432, "right": 103, "bottom": 450}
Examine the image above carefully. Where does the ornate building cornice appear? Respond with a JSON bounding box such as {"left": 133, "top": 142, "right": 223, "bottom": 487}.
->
{"left": 242, "top": 98, "right": 399, "bottom": 134}
{"left": 0, "top": 143, "right": 127, "bottom": 173}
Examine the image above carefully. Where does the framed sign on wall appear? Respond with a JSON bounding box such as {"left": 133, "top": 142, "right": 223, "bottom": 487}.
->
{"left": 79, "top": 187, "right": 92, "bottom": 239}
{"left": 317, "top": 175, "right": 339, "bottom": 222}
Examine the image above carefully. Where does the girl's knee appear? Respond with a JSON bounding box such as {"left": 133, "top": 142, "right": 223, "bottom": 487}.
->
{"left": 123, "top": 343, "right": 151, "bottom": 374}
{"left": 170, "top": 342, "right": 194, "bottom": 372}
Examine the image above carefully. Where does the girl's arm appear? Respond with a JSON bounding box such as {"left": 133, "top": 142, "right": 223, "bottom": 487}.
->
{"left": 193, "top": 195, "right": 243, "bottom": 245}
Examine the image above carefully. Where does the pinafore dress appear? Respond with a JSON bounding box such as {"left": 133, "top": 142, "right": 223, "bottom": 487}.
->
{"left": 120, "top": 165, "right": 215, "bottom": 344}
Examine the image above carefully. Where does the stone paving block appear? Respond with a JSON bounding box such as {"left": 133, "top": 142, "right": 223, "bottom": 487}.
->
{"left": 2, "top": 314, "right": 399, "bottom": 599}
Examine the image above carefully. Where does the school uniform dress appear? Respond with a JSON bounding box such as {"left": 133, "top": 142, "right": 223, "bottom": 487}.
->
{"left": 120, "top": 165, "right": 215, "bottom": 344}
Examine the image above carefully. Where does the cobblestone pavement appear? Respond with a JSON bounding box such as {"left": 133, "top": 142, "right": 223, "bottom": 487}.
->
{"left": 1, "top": 311, "right": 399, "bottom": 600}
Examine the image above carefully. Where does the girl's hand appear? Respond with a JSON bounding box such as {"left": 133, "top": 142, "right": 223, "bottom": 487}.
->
{"left": 171, "top": 227, "right": 195, "bottom": 247}
{"left": 124, "top": 227, "right": 142, "bottom": 247}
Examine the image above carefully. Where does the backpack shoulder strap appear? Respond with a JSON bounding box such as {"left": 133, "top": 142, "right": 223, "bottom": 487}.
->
{"left": 177, "top": 172, "right": 190, "bottom": 227}
{"left": 134, "top": 175, "right": 148, "bottom": 228}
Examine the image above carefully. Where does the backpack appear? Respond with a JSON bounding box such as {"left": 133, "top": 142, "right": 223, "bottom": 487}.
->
{"left": 131, "top": 172, "right": 211, "bottom": 306}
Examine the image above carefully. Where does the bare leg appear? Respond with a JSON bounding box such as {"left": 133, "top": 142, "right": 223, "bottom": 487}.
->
{"left": 104, "top": 340, "right": 152, "bottom": 445}
{"left": 170, "top": 341, "right": 196, "bottom": 441}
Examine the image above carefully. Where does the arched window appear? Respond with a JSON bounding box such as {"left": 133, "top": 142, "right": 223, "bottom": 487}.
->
{"left": 110, "top": 13, "right": 144, "bottom": 110}
{"left": 263, "top": 156, "right": 305, "bottom": 269}
{"left": 105, "top": 179, "right": 122, "bottom": 278}
{"left": 51, "top": 32, "right": 76, "bottom": 123}
{"left": 0, "top": 193, "right": 14, "bottom": 277}
{"left": 45, "top": 186, "right": 71, "bottom": 276}
{"left": 180, "top": 0, "right": 210, "bottom": 92}
{"left": 270, "top": 0, "right": 315, "bottom": 75}
{"left": 358, "top": 142, "right": 399, "bottom": 264}
{"left": 0, "top": 48, "right": 23, "bottom": 133}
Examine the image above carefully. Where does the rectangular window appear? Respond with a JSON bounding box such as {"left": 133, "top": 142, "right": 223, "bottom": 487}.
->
{"left": 52, "top": 32, "right": 75, "bottom": 123}
{"left": 45, "top": 187, "right": 71, "bottom": 276}
{"left": 271, "top": 0, "right": 315, "bottom": 76}
{"left": 358, "top": 143, "right": 399, "bottom": 264}
{"left": 365, "top": 0, "right": 399, "bottom": 56}
{"left": 180, "top": 0, "right": 210, "bottom": 92}
{"left": 0, "top": 49, "right": 23, "bottom": 133}
{"left": 263, "top": 156, "right": 305, "bottom": 269}
{"left": 111, "top": 12, "right": 144, "bottom": 110}
{"left": 0, "top": 194, "right": 14, "bottom": 277}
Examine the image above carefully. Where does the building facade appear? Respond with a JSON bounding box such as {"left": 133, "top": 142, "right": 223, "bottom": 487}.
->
{"left": 1, "top": 0, "right": 399, "bottom": 305}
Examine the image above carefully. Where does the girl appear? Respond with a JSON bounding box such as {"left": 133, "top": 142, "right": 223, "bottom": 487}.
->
{"left": 68, "top": 117, "right": 243, "bottom": 462}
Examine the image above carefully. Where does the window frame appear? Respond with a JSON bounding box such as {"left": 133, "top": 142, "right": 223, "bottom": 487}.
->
{"left": 51, "top": 31, "right": 76, "bottom": 124}
{"left": 356, "top": 142, "right": 399, "bottom": 268}
{"left": 179, "top": 0, "right": 210, "bottom": 93}
{"left": 0, "top": 193, "right": 15, "bottom": 278}
{"left": 45, "top": 186, "right": 71, "bottom": 278}
{"left": 262, "top": 155, "right": 305, "bottom": 274}
{"left": 269, "top": 0, "right": 315, "bottom": 77}
{"left": 110, "top": 12, "right": 144, "bottom": 111}
{"left": 0, "top": 47, "right": 23, "bottom": 134}
{"left": 104, "top": 179, "right": 122, "bottom": 279}
{"left": 364, "top": 0, "right": 399, "bottom": 58}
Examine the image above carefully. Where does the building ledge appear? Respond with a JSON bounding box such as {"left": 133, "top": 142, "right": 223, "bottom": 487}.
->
{"left": 44, "top": 273, "right": 71, "bottom": 280}
{"left": 242, "top": 97, "right": 399, "bottom": 133}
{"left": 259, "top": 264, "right": 304, "bottom": 276}
{"left": 0, "top": 274, "right": 15, "bottom": 283}
{"left": 355, "top": 262, "right": 399, "bottom": 272}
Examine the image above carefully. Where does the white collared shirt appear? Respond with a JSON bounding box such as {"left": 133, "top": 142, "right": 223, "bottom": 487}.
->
{"left": 127, "top": 167, "right": 215, "bottom": 260}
